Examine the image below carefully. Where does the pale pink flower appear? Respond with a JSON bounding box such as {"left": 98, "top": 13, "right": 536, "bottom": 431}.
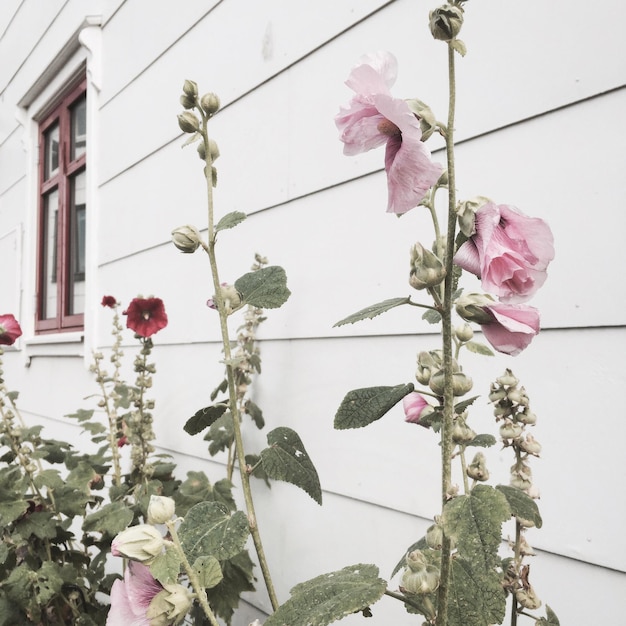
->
{"left": 480, "top": 303, "right": 540, "bottom": 356}
{"left": 403, "top": 392, "right": 430, "bottom": 425}
{"left": 335, "top": 51, "right": 442, "bottom": 215}
{"left": 454, "top": 202, "right": 554, "bottom": 303}
{"left": 107, "top": 561, "right": 162, "bottom": 626}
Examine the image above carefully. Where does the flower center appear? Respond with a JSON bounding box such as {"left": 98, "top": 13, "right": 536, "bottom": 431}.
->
{"left": 142, "top": 311, "right": 151, "bottom": 320}
{"left": 377, "top": 118, "right": 401, "bottom": 137}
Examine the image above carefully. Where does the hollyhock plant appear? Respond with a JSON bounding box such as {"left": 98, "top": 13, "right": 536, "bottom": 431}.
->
{"left": 0, "top": 314, "right": 22, "bottom": 346}
{"left": 123, "top": 297, "right": 168, "bottom": 338}
{"left": 335, "top": 51, "right": 442, "bottom": 215}
{"left": 454, "top": 202, "right": 555, "bottom": 303}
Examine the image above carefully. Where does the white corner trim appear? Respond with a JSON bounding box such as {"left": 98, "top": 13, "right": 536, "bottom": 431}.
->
{"left": 79, "top": 23, "right": 102, "bottom": 92}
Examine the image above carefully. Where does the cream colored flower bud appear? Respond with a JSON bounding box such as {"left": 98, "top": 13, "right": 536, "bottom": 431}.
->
{"left": 171, "top": 224, "right": 202, "bottom": 253}
{"left": 452, "top": 372, "right": 473, "bottom": 396}
{"left": 405, "top": 549, "right": 428, "bottom": 572}
{"left": 401, "top": 564, "right": 440, "bottom": 595}
{"left": 496, "top": 370, "right": 519, "bottom": 387}
{"left": 519, "top": 434, "right": 542, "bottom": 456}
{"left": 416, "top": 351, "right": 439, "bottom": 385}
{"left": 182, "top": 79, "right": 198, "bottom": 98}
{"left": 177, "top": 111, "right": 200, "bottom": 133}
{"left": 180, "top": 93, "right": 196, "bottom": 110}
{"left": 455, "top": 323, "right": 473, "bottom": 343}
{"left": 452, "top": 422, "right": 476, "bottom": 444}
{"left": 147, "top": 583, "right": 193, "bottom": 626}
{"left": 200, "top": 92, "right": 221, "bottom": 115}
{"left": 409, "top": 243, "right": 446, "bottom": 290}
{"left": 518, "top": 408, "right": 537, "bottom": 425}
{"left": 208, "top": 138, "right": 220, "bottom": 162}
{"left": 426, "top": 523, "right": 444, "bottom": 550}
{"left": 515, "top": 586, "right": 542, "bottom": 610}
{"left": 488, "top": 385, "right": 507, "bottom": 403}
{"left": 406, "top": 98, "right": 437, "bottom": 141}
{"left": 111, "top": 524, "right": 164, "bottom": 563}
{"left": 429, "top": 4, "right": 464, "bottom": 41}
{"left": 500, "top": 421, "right": 523, "bottom": 440}
{"left": 455, "top": 293, "right": 494, "bottom": 325}
{"left": 147, "top": 495, "right": 176, "bottom": 524}
{"left": 467, "top": 452, "right": 489, "bottom": 482}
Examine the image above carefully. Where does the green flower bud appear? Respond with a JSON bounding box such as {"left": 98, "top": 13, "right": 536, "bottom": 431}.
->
{"left": 425, "top": 523, "right": 444, "bottom": 550}
{"left": 515, "top": 586, "right": 541, "bottom": 610}
{"left": 452, "top": 372, "right": 473, "bottom": 396}
{"left": 496, "top": 369, "right": 519, "bottom": 387}
{"left": 171, "top": 225, "right": 202, "bottom": 253}
{"left": 455, "top": 293, "right": 494, "bottom": 325}
{"left": 452, "top": 422, "right": 476, "bottom": 444}
{"left": 405, "top": 549, "right": 428, "bottom": 572}
{"left": 416, "top": 351, "right": 439, "bottom": 385}
{"left": 401, "top": 564, "right": 440, "bottom": 595}
{"left": 147, "top": 495, "right": 176, "bottom": 524}
{"left": 429, "top": 4, "right": 464, "bottom": 41}
{"left": 147, "top": 583, "right": 193, "bottom": 626}
{"left": 488, "top": 384, "right": 507, "bottom": 403}
{"left": 179, "top": 93, "right": 196, "bottom": 109}
{"left": 456, "top": 196, "right": 490, "bottom": 238}
{"left": 197, "top": 141, "right": 206, "bottom": 161}
{"left": 406, "top": 98, "right": 438, "bottom": 141}
{"left": 454, "top": 323, "right": 473, "bottom": 343}
{"left": 200, "top": 92, "right": 221, "bottom": 115}
{"left": 428, "top": 370, "right": 445, "bottom": 396}
{"left": 177, "top": 111, "right": 200, "bottom": 133}
{"left": 208, "top": 138, "right": 220, "bottom": 162}
{"left": 409, "top": 242, "right": 446, "bottom": 290}
{"left": 466, "top": 452, "right": 489, "bottom": 481}
{"left": 182, "top": 79, "right": 198, "bottom": 98}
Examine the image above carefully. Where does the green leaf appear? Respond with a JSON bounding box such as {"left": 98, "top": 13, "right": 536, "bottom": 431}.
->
{"left": 246, "top": 453, "right": 271, "bottom": 488}
{"left": 235, "top": 266, "right": 291, "bottom": 309}
{"left": 334, "top": 384, "right": 414, "bottom": 430}
{"left": 212, "top": 478, "right": 237, "bottom": 512}
{"left": 0, "top": 500, "right": 28, "bottom": 525}
{"left": 464, "top": 341, "right": 494, "bottom": 356}
{"left": 184, "top": 404, "right": 227, "bottom": 435}
{"left": 260, "top": 427, "right": 322, "bottom": 504}
{"left": 15, "top": 511, "right": 57, "bottom": 540}
{"left": 422, "top": 309, "right": 441, "bottom": 324}
{"left": 150, "top": 543, "right": 183, "bottom": 585}
{"left": 205, "top": 412, "right": 234, "bottom": 456}
{"left": 192, "top": 556, "right": 223, "bottom": 589}
{"left": 264, "top": 564, "right": 387, "bottom": 626}
{"left": 496, "top": 485, "right": 543, "bottom": 528}
{"left": 442, "top": 485, "right": 511, "bottom": 571}
{"left": 451, "top": 38, "right": 467, "bottom": 57}
{"left": 245, "top": 400, "right": 264, "bottom": 429}
{"left": 536, "top": 605, "right": 560, "bottom": 625}
{"left": 454, "top": 396, "right": 480, "bottom": 413}
{"left": 467, "top": 434, "right": 497, "bottom": 448}
{"left": 215, "top": 211, "right": 247, "bottom": 232}
{"left": 82, "top": 501, "right": 134, "bottom": 536}
{"left": 447, "top": 557, "right": 506, "bottom": 626}
{"left": 178, "top": 501, "right": 249, "bottom": 564}
{"left": 333, "top": 297, "right": 411, "bottom": 327}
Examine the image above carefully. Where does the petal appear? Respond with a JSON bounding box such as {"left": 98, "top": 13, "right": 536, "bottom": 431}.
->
{"left": 453, "top": 240, "right": 482, "bottom": 277}
{"left": 335, "top": 98, "right": 388, "bottom": 155}
{"left": 481, "top": 304, "right": 540, "bottom": 356}
{"left": 345, "top": 51, "right": 398, "bottom": 95}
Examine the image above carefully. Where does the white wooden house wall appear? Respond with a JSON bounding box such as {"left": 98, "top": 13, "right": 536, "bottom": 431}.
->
{"left": 1, "top": 0, "right": 625, "bottom": 624}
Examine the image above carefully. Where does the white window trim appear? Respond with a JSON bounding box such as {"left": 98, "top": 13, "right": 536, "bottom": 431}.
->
{"left": 16, "top": 17, "right": 102, "bottom": 362}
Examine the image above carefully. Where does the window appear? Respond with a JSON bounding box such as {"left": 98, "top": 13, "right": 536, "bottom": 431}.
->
{"left": 36, "top": 77, "right": 86, "bottom": 333}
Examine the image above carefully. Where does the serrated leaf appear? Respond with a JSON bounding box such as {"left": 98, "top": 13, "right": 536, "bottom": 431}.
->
{"left": 442, "top": 485, "right": 511, "bottom": 571}
{"left": 496, "top": 485, "right": 543, "bottom": 528}
{"left": 464, "top": 341, "right": 494, "bottom": 356}
{"left": 0, "top": 500, "right": 28, "bottom": 525}
{"left": 210, "top": 378, "right": 228, "bottom": 401}
{"left": 235, "top": 266, "right": 291, "bottom": 309}
{"left": 82, "top": 501, "right": 134, "bottom": 536}
{"left": 536, "top": 605, "right": 560, "bottom": 625}
{"left": 260, "top": 427, "right": 322, "bottom": 504}
{"left": 454, "top": 395, "right": 479, "bottom": 413}
{"left": 150, "top": 544, "right": 183, "bottom": 585}
{"left": 467, "top": 434, "right": 497, "bottom": 448}
{"left": 215, "top": 211, "right": 247, "bottom": 232}
{"left": 16, "top": 511, "right": 57, "bottom": 540}
{"left": 334, "top": 384, "right": 414, "bottom": 430}
{"left": 265, "top": 564, "right": 387, "bottom": 626}
{"left": 245, "top": 400, "right": 264, "bottom": 429}
{"left": 184, "top": 404, "right": 227, "bottom": 435}
{"left": 333, "top": 297, "right": 411, "bottom": 327}
{"left": 192, "top": 556, "right": 223, "bottom": 589}
{"left": 447, "top": 557, "right": 506, "bottom": 626}
{"left": 178, "top": 501, "right": 249, "bottom": 563}
{"left": 422, "top": 308, "right": 442, "bottom": 324}
{"left": 205, "top": 412, "right": 234, "bottom": 456}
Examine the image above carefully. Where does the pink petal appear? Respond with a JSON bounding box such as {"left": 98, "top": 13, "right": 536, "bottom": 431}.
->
{"left": 335, "top": 98, "right": 388, "bottom": 155}
{"left": 453, "top": 240, "right": 481, "bottom": 276}
{"left": 345, "top": 51, "right": 398, "bottom": 95}
{"left": 481, "top": 304, "right": 540, "bottom": 356}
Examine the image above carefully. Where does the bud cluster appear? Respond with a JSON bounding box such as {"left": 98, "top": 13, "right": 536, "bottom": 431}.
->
{"left": 409, "top": 242, "right": 446, "bottom": 291}
{"left": 415, "top": 350, "right": 473, "bottom": 398}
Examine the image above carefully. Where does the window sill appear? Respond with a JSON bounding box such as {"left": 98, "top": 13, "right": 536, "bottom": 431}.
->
{"left": 24, "top": 332, "right": 85, "bottom": 361}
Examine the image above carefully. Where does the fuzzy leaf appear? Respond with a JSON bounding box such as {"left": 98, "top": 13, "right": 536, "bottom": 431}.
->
{"left": 422, "top": 308, "right": 442, "bottom": 324}
{"left": 215, "top": 211, "right": 247, "bottom": 232}
{"left": 184, "top": 404, "right": 227, "bottom": 435}
{"left": 245, "top": 400, "right": 265, "bottom": 429}
{"left": 334, "top": 384, "right": 414, "bottom": 430}
{"left": 235, "top": 266, "right": 291, "bottom": 309}
{"left": 260, "top": 427, "right": 322, "bottom": 504}
{"left": 150, "top": 544, "right": 182, "bottom": 585}
{"left": 467, "top": 434, "right": 497, "bottom": 448}
{"left": 442, "top": 485, "right": 510, "bottom": 571}
{"left": 82, "top": 501, "right": 134, "bottom": 536}
{"left": 265, "top": 564, "right": 386, "bottom": 626}
{"left": 192, "top": 556, "right": 223, "bottom": 589}
{"left": 0, "top": 500, "right": 28, "bottom": 525}
{"left": 451, "top": 38, "right": 467, "bottom": 57}
{"left": 464, "top": 341, "right": 495, "bottom": 356}
{"left": 178, "top": 501, "right": 249, "bottom": 563}
{"left": 205, "top": 412, "right": 234, "bottom": 456}
{"left": 447, "top": 557, "right": 506, "bottom": 626}
{"left": 333, "top": 297, "right": 411, "bottom": 327}
{"left": 496, "top": 485, "right": 543, "bottom": 528}
{"left": 536, "top": 605, "right": 560, "bottom": 625}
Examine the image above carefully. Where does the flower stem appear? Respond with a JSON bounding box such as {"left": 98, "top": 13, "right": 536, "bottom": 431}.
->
{"left": 199, "top": 110, "right": 280, "bottom": 611}
{"left": 435, "top": 41, "right": 459, "bottom": 626}
{"left": 166, "top": 521, "right": 220, "bottom": 626}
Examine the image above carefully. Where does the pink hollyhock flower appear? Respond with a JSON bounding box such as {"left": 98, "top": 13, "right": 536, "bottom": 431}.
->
{"left": 454, "top": 202, "right": 554, "bottom": 303}
{"left": 101, "top": 295, "right": 117, "bottom": 308}
{"left": 403, "top": 392, "right": 430, "bottom": 425}
{"left": 107, "top": 561, "right": 162, "bottom": 626}
{"left": 0, "top": 314, "right": 22, "bottom": 346}
{"left": 335, "top": 51, "right": 442, "bottom": 215}
{"left": 123, "top": 298, "right": 168, "bottom": 338}
{"left": 480, "top": 302, "right": 540, "bottom": 356}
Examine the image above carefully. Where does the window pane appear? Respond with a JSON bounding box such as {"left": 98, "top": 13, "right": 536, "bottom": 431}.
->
{"left": 42, "top": 189, "right": 59, "bottom": 319}
{"left": 69, "top": 170, "right": 86, "bottom": 315}
{"left": 44, "top": 123, "right": 59, "bottom": 179}
{"left": 70, "top": 95, "right": 86, "bottom": 161}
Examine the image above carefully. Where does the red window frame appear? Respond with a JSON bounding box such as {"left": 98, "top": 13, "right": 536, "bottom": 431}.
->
{"left": 36, "top": 77, "right": 86, "bottom": 334}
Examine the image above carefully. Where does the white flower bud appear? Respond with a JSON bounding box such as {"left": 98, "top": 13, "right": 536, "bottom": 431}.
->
{"left": 147, "top": 495, "right": 176, "bottom": 524}
{"left": 111, "top": 524, "right": 164, "bottom": 563}
{"left": 171, "top": 225, "right": 202, "bottom": 253}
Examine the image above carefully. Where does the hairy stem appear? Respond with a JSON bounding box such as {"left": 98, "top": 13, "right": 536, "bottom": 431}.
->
{"left": 199, "top": 109, "right": 279, "bottom": 611}
{"left": 435, "top": 41, "right": 458, "bottom": 626}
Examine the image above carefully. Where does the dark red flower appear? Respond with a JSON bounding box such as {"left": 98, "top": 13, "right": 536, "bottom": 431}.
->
{"left": 123, "top": 298, "right": 168, "bottom": 338}
{"left": 0, "top": 314, "right": 23, "bottom": 346}
{"left": 101, "top": 295, "right": 117, "bottom": 308}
